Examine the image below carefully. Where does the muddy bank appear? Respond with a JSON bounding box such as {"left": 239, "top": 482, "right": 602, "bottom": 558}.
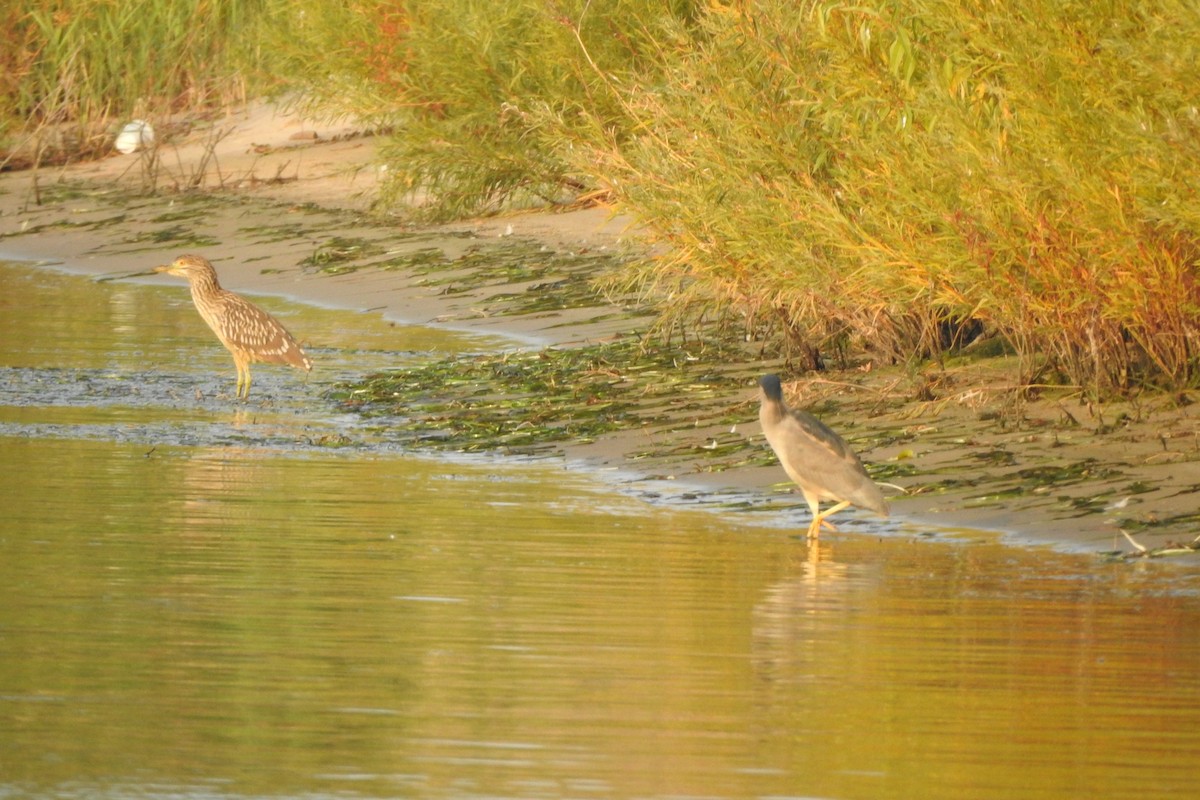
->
{"left": 1, "top": 103, "right": 1197, "bottom": 558}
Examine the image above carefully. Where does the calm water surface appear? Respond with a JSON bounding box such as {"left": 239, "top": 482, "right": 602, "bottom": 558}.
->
{"left": 2, "top": 261, "right": 1200, "bottom": 799}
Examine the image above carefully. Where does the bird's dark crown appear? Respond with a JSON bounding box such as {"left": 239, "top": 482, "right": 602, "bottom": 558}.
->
{"left": 759, "top": 374, "right": 784, "bottom": 402}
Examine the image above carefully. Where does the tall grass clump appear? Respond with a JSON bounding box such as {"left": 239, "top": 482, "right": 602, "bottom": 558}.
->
{"left": 264, "top": 0, "right": 700, "bottom": 220}
{"left": 562, "top": 0, "right": 1200, "bottom": 393}
{"left": 0, "top": 0, "right": 271, "bottom": 167}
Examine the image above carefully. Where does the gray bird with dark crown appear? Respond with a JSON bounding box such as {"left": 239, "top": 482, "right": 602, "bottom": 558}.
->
{"left": 758, "top": 374, "right": 889, "bottom": 538}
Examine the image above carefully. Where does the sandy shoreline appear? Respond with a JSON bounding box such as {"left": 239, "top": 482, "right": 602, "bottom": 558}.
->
{"left": 3, "top": 103, "right": 1198, "bottom": 558}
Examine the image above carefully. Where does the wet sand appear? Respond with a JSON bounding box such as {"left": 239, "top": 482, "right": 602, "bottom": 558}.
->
{"left": 2, "top": 102, "right": 1197, "bottom": 557}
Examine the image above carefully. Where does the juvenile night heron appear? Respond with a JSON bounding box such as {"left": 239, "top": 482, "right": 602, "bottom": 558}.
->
{"left": 758, "top": 374, "right": 889, "bottom": 537}
{"left": 155, "top": 254, "right": 312, "bottom": 399}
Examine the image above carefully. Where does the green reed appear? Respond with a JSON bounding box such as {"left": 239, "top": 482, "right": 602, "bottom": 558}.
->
{"left": 565, "top": 0, "right": 1200, "bottom": 395}
{"left": 262, "top": 0, "right": 1200, "bottom": 394}
{"left": 261, "top": 0, "right": 698, "bottom": 219}
{"left": 1, "top": 0, "right": 270, "bottom": 164}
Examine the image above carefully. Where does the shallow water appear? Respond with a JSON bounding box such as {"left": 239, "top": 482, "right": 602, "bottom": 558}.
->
{"left": 3, "top": 261, "right": 1200, "bottom": 800}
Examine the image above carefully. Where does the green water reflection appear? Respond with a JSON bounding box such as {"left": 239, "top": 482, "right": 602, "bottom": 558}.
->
{"left": 0, "top": 257, "right": 498, "bottom": 390}
{"left": 3, "top": 438, "right": 1200, "bottom": 799}
{"left": 3, "top": 262, "right": 1200, "bottom": 800}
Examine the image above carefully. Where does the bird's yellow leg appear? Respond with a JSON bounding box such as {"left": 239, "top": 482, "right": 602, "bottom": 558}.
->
{"left": 808, "top": 501, "right": 852, "bottom": 538}
{"left": 804, "top": 495, "right": 824, "bottom": 538}
{"left": 233, "top": 354, "right": 251, "bottom": 400}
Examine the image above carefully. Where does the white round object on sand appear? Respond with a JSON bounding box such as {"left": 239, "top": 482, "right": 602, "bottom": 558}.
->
{"left": 114, "top": 120, "right": 154, "bottom": 154}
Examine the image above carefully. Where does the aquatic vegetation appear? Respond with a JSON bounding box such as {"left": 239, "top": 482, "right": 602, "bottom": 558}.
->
{"left": 865, "top": 460, "right": 921, "bottom": 483}
{"left": 300, "top": 236, "right": 388, "bottom": 272}
{"left": 23, "top": 182, "right": 94, "bottom": 204}
{"left": 125, "top": 224, "right": 219, "bottom": 249}
{"left": 1015, "top": 460, "right": 1122, "bottom": 487}
{"left": 377, "top": 247, "right": 452, "bottom": 273}
{"left": 151, "top": 207, "right": 217, "bottom": 224}
{"left": 410, "top": 239, "right": 640, "bottom": 316}
{"left": 974, "top": 449, "right": 1018, "bottom": 467}
{"left": 1104, "top": 529, "right": 1200, "bottom": 561}
{"left": 331, "top": 333, "right": 757, "bottom": 455}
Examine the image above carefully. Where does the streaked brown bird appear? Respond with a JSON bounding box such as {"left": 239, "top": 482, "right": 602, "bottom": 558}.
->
{"left": 758, "top": 374, "right": 889, "bottom": 538}
{"left": 155, "top": 254, "right": 312, "bottom": 399}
